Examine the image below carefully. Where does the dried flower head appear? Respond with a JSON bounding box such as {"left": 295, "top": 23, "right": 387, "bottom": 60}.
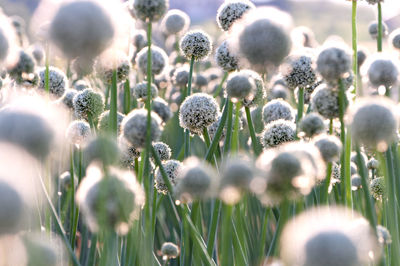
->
{"left": 152, "top": 142, "right": 171, "bottom": 161}
{"left": 215, "top": 40, "right": 239, "bottom": 72}
{"left": 370, "top": 177, "right": 385, "bottom": 200}
{"left": 316, "top": 47, "right": 351, "bottom": 82}
{"left": 118, "top": 136, "right": 140, "bottom": 169}
{"left": 130, "top": 0, "right": 169, "bottom": 22}
{"left": 314, "top": 134, "right": 342, "bottom": 162}
{"left": 261, "top": 119, "right": 296, "bottom": 148}
{"left": 73, "top": 88, "right": 105, "bottom": 121}
{"left": 283, "top": 54, "right": 316, "bottom": 90}
{"left": 152, "top": 97, "right": 172, "bottom": 123}
{"left": 376, "top": 225, "right": 391, "bottom": 245}
{"left": 366, "top": 56, "right": 398, "bottom": 88}
{"left": 155, "top": 159, "right": 181, "bottom": 194}
{"left": 216, "top": 0, "right": 255, "bottom": 32}
{"left": 226, "top": 70, "right": 256, "bottom": 102}
{"left": 311, "top": 84, "right": 342, "bottom": 119}
{"left": 262, "top": 99, "right": 295, "bottom": 125}
{"left": 98, "top": 110, "right": 125, "bottom": 134}
{"left": 134, "top": 82, "right": 158, "bottom": 101}
{"left": 299, "top": 112, "right": 325, "bottom": 138}
{"left": 136, "top": 45, "right": 168, "bottom": 76}
{"left": 368, "top": 21, "right": 388, "bottom": 40}
{"left": 161, "top": 9, "right": 190, "bottom": 35}
{"left": 66, "top": 120, "right": 91, "bottom": 146}
{"left": 37, "top": 66, "right": 67, "bottom": 97}
{"left": 180, "top": 30, "right": 212, "bottom": 61}
{"left": 161, "top": 242, "right": 180, "bottom": 259}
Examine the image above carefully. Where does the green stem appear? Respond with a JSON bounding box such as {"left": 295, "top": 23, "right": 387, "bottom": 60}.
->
{"left": 321, "top": 162, "right": 333, "bottom": 204}
{"left": 296, "top": 87, "right": 304, "bottom": 135}
{"left": 45, "top": 43, "right": 49, "bottom": 95}
{"left": 258, "top": 208, "right": 270, "bottom": 264}
{"left": 352, "top": 0, "right": 358, "bottom": 94}
{"left": 245, "top": 106, "right": 261, "bottom": 156}
{"left": 184, "top": 56, "right": 195, "bottom": 158}
{"left": 221, "top": 204, "right": 234, "bottom": 266}
{"left": 267, "top": 200, "right": 290, "bottom": 257}
{"left": 123, "top": 79, "right": 131, "bottom": 114}
{"left": 377, "top": 2, "right": 383, "bottom": 52}
{"left": 206, "top": 200, "right": 221, "bottom": 256}
{"left": 223, "top": 101, "right": 234, "bottom": 155}
{"left": 232, "top": 102, "right": 241, "bottom": 152}
{"left": 213, "top": 72, "right": 229, "bottom": 98}
{"left": 109, "top": 70, "right": 118, "bottom": 136}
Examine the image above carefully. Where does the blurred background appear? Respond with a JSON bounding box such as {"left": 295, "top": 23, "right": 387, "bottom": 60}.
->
{"left": 1, "top": 0, "right": 399, "bottom": 46}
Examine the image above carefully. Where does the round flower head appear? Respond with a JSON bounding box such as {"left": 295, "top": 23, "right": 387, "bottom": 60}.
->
{"left": 367, "top": 158, "right": 379, "bottom": 170}
{"left": 389, "top": 28, "right": 400, "bottom": 50}
{"left": 269, "top": 84, "right": 289, "bottom": 101}
{"left": 230, "top": 7, "right": 292, "bottom": 72}
{"left": 281, "top": 207, "right": 381, "bottom": 266}
{"left": 262, "top": 119, "right": 296, "bottom": 148}
{"left": 311, "top": 84, "right": 342, "bottom": 119}
{"left": 152, "top": 97, "right": 172, "bottom": 123}
{"left": 161, "top": 9, "right": 190, "bottom": 35}
{"left": 134, "top": 82, "right": 158, "bottom": 101}
{"left": 0, "top": 108, "right": 54, "bottom": 158}
{"left": 118, "top": 136, "right": 140, "bottom": 169}
{"left": 350, "top": 151, "right": 368, "bottom": 167}
{"left": 370, "top": 177, "right": 385, "bottom": 200}
{"left": 131, "top": 29, "right": 147, "bottom": 51}
{"left": 208, "top": 114, "right": 226, "bottom": 142}
{"left": 155, "top": 159, "right": 181, "bottom": 194}
{"left": 7, "top": 50, "right": 35, "bottom": 84}
{"left": 136, "top": 45, "right": 168, "bottom": 76}
{"left": 23, "top": 233, "right": 67, "bottom": 266}
{"left": 376, "top": 225, "right": 392, "bottom": 245}
{"left": 366, "top": 56, "right": 398, "bottom": 88}
{"left": 368, "top": 21, "right": 388, "bottom": 40}
{"left": 350, "top": 162, "right": 358, "bottom": 176}
{"left": 73, "top": 88, "right": 105, "bottom": 121}
{"left": 262, "top": 99, "right": 295, "bottom": 125}
{"left": 364, "top": 0, "right": 384, "bottom": 4}
{"left": 314, "top": 134, "right": 342, "bottom": 162}
{"left": 97, "top": 54, "right": 130, "bottom": 84}
{"left": 49, "top": 1, "right": 113, "bottom": 60}
{"left": 172, "top": 65, "right": 189, "bottom": 87}
{"left": 161, "top": 242, "right": 179, "bottom": 260}
{"left": 283, "top": 54, "right": 316, "bottom": 90}
{"left": 131, "top": 0, "right": 168, "bottom": 22}
{"left": 84, "top": 136, "right": 120, "bottom": 166}
{"left": 242, "top": 70, "right": 266, "bottom": 107}
{"left": 216, "top": 0, "right": 255, "bottom": 32}
{"left": 220, "top": 154, "right": 254, "bottom": 204}
{"left": 357, "top": 48, "right": 368, "bottom": 68}
{"left": 350, "top": 174, "right": 362, "bottom": 190}
{"left": 74, "top": 80, "right": 89, "bottom": 91}
{"left": 251, "top": 106, "right": 265, "bottom": 133}
{"left": 175, "top": 157, "right": 218, "bottom": 203}
{"left": 347, "top": 97, "right": 398, "bottom": 152}
{"left": 299, "top": 112, "right": 325, "bottom": 138}
{"left": 76, "top": 164, "right": 144, "bottom": 234}
{"left": 316, "top": 46, "right": 351, "bottom": 82}
{"left": 226, "top": 70, "right": 256, "bottom": 102}
{"left": 31, "top": 44, "right": 44, "bottom": 64}
{"left": 0, "top": 181, "right": 23, "bottom": 235}
{"left": 66, "top": 120, "right": 91, "bottom": 146}
{"left": 215, "top": 40, "right": 239, "bottom": 72}
{"left": 180, "top": 30, "right": 212, "bottom": 61}
{"left": 59, "top": 89, "right": 78, "bottom": 109}
{"left": 98, "top": 110, "right": 125, "bottom": 134}
{"left": 122, "top": 109, "right": 162, "bottom": 149}
{"left": 179, "top": 93, "right": 219, "bottom": 134}
{"left": 195, "top": 74, "right": 208, "bottom": 88}
{"left": 152, "top": 142, "right": 171, "bottom": 161}
{"left": 37, "top": 66, "right": 67, "bottom": 97}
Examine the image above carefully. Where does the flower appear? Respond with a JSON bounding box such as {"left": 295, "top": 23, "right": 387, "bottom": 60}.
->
{"left": 216, "top": 0, "right": 255, "bottom": 32}
{"left": 370, "top": 177, "right": 385, "bottom": 200}
{"left": 134, "top": 82, "right": 158, "bottom": 101}
{"left": 313, "top": 134, "right": 342, "bottom": 162}
{"left": 225, "top": 70, "right": 256, "bottom": 102}
{"left": 97, "top": 110, "right": 125, "bottom": 134}
{"left": 368, "top": 21, "right": 388, "bottom": 40}
{"left": 155, "top": 159, "right": 181, "bottom": 194}
{"left": 215, "top": 40, "right": 239, "bottom": 72}
{"left": 180, "top": 30, "right": 212, "bottom": 61}
{"left": 261, "top": 119, "right": 296, "bottom": 148}
{"left": 161, "top": 242, "right": 180, "bottom": 259}
{"left": 66, "top": 120, "right": 91, "bottom": 146}
{"left": 316, "top": 46, "right": 351, "bottom": 82}
{"left": 136, "top": 45, "right": 168, "bottom": 76}
{"left": 299, "top": 112, "right": 325, "bottom": 138}
{"left": 152, "top": 142, "right": 171, "bottom": 161}
{"left": 262, "top": 99, "right": 294, "bottom": 125}
{"left": 161, "top": 9, "right": 190, "bottom": 35}
{"left": 152, "top": 97, "right": 172, "bottom": 123}
{"left": 37, "top": 66, "right": 67, "bottom": 97}
{"left": 130, "top": 0, "right": 169, "bottom": 22}
{"left": 366, "top": 55, "right": 398, "bottom": 88}
{"left": 311, "top": 84, "right": 342, "bottom": 119}
{"left": 73, "top": 89, "right": 105, "bottom": 121}
{"left": 389, "top": 28, "right": 400, "bottom": 50}
{"left": 283, "top": 54, "right": 316, "bottom": 90}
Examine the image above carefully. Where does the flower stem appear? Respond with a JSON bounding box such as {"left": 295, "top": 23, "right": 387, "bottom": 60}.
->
{"left": 223, "top": 101, "right": 234, "bottom": 155}
{"left": 123, "top": 79, "right": 131, "bottom": 114}
{"left": 184, "top": 56, "right": 195, "bottom": 158}
{"left": 231, "top": 102, "right": 241, "bottom": 152}
{"left": 109, "top": 69, "right": 118, "bottom": 136}
{"left": 213, "top": 72, "right": 229, "bottom": 98}
{"left": 206, "top": 199, "right": 221, "bottom": 256}
{"left": 377, "top": 2, "right": 383, "bottom": 52}
{"left": 352, "top": 0, "right": 358, "bottom": 94}
{"left": 245, "top": 106, "right": 261, "bottom": 156}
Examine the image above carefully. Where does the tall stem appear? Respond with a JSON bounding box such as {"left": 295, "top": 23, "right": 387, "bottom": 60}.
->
{"left": 184, "top": 56, "right": 195, "bottom": 158}
{"left": 377, "top": 3, "right": 383, "bottom": 52}
{"left": 296, "top": 87, "right": 304, "bottom": 138}
{"left": 109, "top": 69, "right": 118, "bottom": 136}
{"left": 352, "top": 0, "right": 358, "bottom": 94}
{"left": 245, "top": 106, "right": 261, "bottom": 156}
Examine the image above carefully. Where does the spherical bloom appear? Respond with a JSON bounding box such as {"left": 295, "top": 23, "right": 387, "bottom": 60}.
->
{"left": 226, "top": 70, "right": 256, "bottom": 101}
{"left": 23, "top": 233, "right": 67, "bottom": 266}
{"left": 7, "top": 50, "right": 35, "bottom": 84}
{"left": 31, "top": 44, "right": 44, "bottom": 63}
{"left": 152, "top": 142, "right": 171, "bottom": 161}
{"left": 350, "top": 162, "right": 358, "bottom": 176}
{"left": 215, "top": 40, "right": 239, "bottom": 72}
{"left": 152, "top": 97, "right": 172, "bottom": 123}
{"left": 350, "top": 151, "right": 368, "bottom": 168}
{"left": 37, "top": 67, "right": 67, "bottom": 97}
{"left": 134, "top": 82, "right": 158, "bottom": 101}
{"left": 59, "top": 89, "right": 78, "bottom": 109}
{"left": 97, "top": 54, "right": 130, "bottom": 83}
{"left": 311, "top": 84, "right": 341, "bottom": 119}
{"left": 122, "top": 109, "right": 163, "bottom": 149}
{"left": 179, "top": 93, "right": 219, "bottom": 134}
{"left": 76, "top": 164, "right": 144, "bottom": 234}
{"left": 155, "top": 159, "right": 181, "bottom": 194}
{"left": 262, "top": 99, "right": 294, "bottom": 124}
{"left": 299, "top": 112, "right": 325, "bottom": 138}
{"left": 131, "top": 0, "right": 168, "bottom": 22}
{"left": 269, "top": 84, "right": 289, "bottom": 101}
{"left": 73, "top": 89, "right": 105, "bottom": 121}
{"left": 370, "top": 177, "right": 385, "bottom": 200}
{"left": 367, "top": 158, "right": 379, "bottom": 170}
{"left": 376, "top": 225, "right": 392, "bottom": 245}
{"left": 314, "top": 134, "right": 342, "bottom": 162}
{"left": 161, "top": 9, "right": 190, "bottom": 35}
{"left": 230, "top": 7, "right": 292, "bottom": 72}
{"left": 347, "top": 97, "right": 398, "bottom": 151}
{"left": 195, "top": 74, "right": 208, "bottom": 88}
{"left": 172, "top": 65, "right": 189, "bottom": 87}
{"left": 367, "top": 57, "right": 398, "bottom": 88}
{"left": 136, "top": 45, "right": 168, "bottom": 76}
{"left": 131, "top": 29, "right": 147, "bottom": 51}
{"left": 389, "top": 28, "right": 400, "bottom": 50}
{"left": 241, "top": 70, "right": 266, "bottom": 107}
{"left": 316, "top": 47, "right": 351, "bottom": 82}
{"left": 261, "top": 119, "right": 296, "bottom": 148}
{"left": 208, "top": 114, "right": 226, "bottom": 142}
{"left": 0, "top": 181, "right": 23, "bottom": 235}
{"left": 66, "top": 120, "right": 91, "bottom": 146}
{"left": 98, "top": 110, "right": 125, "bottom": 134}
{"left": 180, "top": 30, "right": 212, "bottom": 61}
{"left": 357, "top": 48, "right": 368, "bottom": 68}
{"left": 0, "top": 108, "right": 54, "bottom": 158}
{"left": 368, "top": 21, "right": 388, "bottom": 40}
{"left": 255, "top": 142, "right": 325, "bottom": 203}
{"left": 161, "top": 242, "right": 180, "bottom": 259}
{"left": 350, "top": 174, "right": 362, "bottom": 190}
{"left": 175, "top": 157, "right": 218, "bottom": 203}
{"left": 216, "top": 0, "right": 255, "bottom": 32}
{"left": 281, "top": 207, "right": 381, "bottom": 266}
{"left": 84, "top": 136, "right": 120, "bottom": 166}
{"left": 364, "top": 0, "right": 384, "bottom": 4}
{"left": 118, "top": 136, "right": 140, "bottom": 169}
{"left": 283, "top": 55, "right": 316, "bottom": 89}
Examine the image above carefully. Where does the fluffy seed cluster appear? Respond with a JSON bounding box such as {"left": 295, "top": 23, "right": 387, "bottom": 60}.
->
{"left": 377, "top": 225, "right": 392, "bottom": 245}
{"left": 269, "top": 84, "right": 289, "bottom": 101}
{"left": 7, "top": 50, "right": 35, "bottom": 84}
{"left": 242, "top": 70, "right": 265, "bottom": 107}
{"left": 368, "top": 21, "right": 388, "bottom": 40}
{"left": 152, "top": 142, "right": 171, "bottom": 161}
{"left": 132, "top": 30, "right": 147, "bottom": 51}
{"left": 60, "top": 89, "right": 78, "bottom": 109}
{"left": 367, "top": 158, "right": 379, "bottom": 170}
{"left": 66, "top": 120, "right": 91, "bottom": 146}
{"left": 155, "top": 159, "right": 181, "bottom": 194}
{"left": 98, "top": 110, "right": 125, "bottom": 134}
{"left": 152, "top": 97, "right": 172, "bottom": 123}
{"left": 0, "top": 181, "right": 23, "bottom": 235}
{"left": 370, "top": 177, "right": 385, "bottom": 200}
{"left": 49, "top": 1, "right": 114, "bottom": 60}
{"left": 262, "top": 119, "right": 296, "bottom": 148}
{"left": 367, "top": 58, "right": 398, "bottom": 88}
{"left": 314, "top": 134, "right": 342, "bottom": 162}
{"left": 316, "top": 47, "right": 351, "bottom": 82}
{"left": 216, "top": 0, "right": 255, "bottom": 32}
{"left": 390, "top": 29, "right": 400, "bottom": 50}
{"left": 131, "top": 0, "right": 169, "bottom": 22}
{"left": 179, "top": 93, "right": 219, "bottom": 134}
{"left": 136, "top": 45, "right": 168, "bottom": 76}
{"left": 208, "top": 115, "right": 226, "bottom": 141}
{"left": 84, "top": 136, "right": 120, "bottom": 166}
{"left": 283, "top": 55, "right": 316, "bottom": 89}
{"left": 311, "top": 85, "right": 341, "bottom": 119}
{"left": 73, "top": 89, "right": 105, "bottom": 121}
{"left": 215, "top": 40, "right": 239, "bottom": 72}
{"left": 122, "top": 109, "right": 163, "bottom": 149}
{"left": 161, "top": 242, "right": 180, "bottom": 259}
{"left": 262, "top": 99, "right": 294, "bottom": 124}
{"left": 225, "top": 70, "right": 256, "bottom": 101}
{"left": 134, "top": 82, "right": 158, "bottom": 101}
{"left": 172, "top": 65, "right": 189, "bottom": 87}
{"left": 98, "top": 56, "right": 130, "bottom": 84}
{"left": 118, "top": 136, "right": 141, "bottom": 169}
{"left": 38, "top": 67, "right": 67, "bottom": 97}
{"left": 161, "top": 9, "right": 190, "bottom": 35}
{"left": 180, "top": 30, "right": 212, "bottom": 61}
{"left": 299, "top": 112, "right": 325, "bottom": 138}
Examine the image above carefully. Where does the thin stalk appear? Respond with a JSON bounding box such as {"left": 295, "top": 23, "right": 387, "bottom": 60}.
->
{"left": 206, "top": 200, "right": 221, "bottom": 256}
{"left": 245, "top": 106, "right": 261, "bottom": 156}
{"left": 123, "top": 79, "right": 131, "bottom": 114}
{"left": 223, "top": 101, "right": 234, "bottom": 155}
{"left": 377, "top": 3, "right": 383, "bottom": 52}
{"left": 267, "top": 200, "right": 290, "bottom": 257}
{"left": 232, "top": 102, "right": 241, "bottom": 152}
{"left": 45, "top": 43, "right": 50, "bottom": 95}
{"left": 258, "top": 208, "right": 270, "bottom": 264}
{"left": 296, "top": 87, "right": 304, "bottom": 136}
{"left": 352, "top": 0, "right": 358, "bottom": 94}
{"left": 109, "top": 69, "right": 118, "bottom": 136}
{"left": 220, "top": 204, "right": 234, "bottom": 266}
{"left": 213, "top": 72, "right": 229, "bottom": 98}
{"left": 321, "top": 162, "right": 333, "bottom": 204}
{"left": 184, "top": 56, "right": 195, "bottom": 158}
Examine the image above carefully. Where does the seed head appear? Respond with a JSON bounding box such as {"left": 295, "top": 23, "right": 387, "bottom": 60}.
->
{"left": 131, "top": 29, "right": 147, "bottom": 51}
{"left": 262, "top": 99, "right": 294, "bottom": 125}
{"left": 152, "top": 142, "right": 171, "bottom": 161}
{"left": 269, "top": 84, "right": 289, "bottom": 101}
{"left": 370, "top": 177, "right": 385, "bottom": 200}
{"left": 7, "top": 50, "right": 35, "bottom": 84}
{"left": 283, "top": 55, "right": 316, "bottom": 89}
{"left": 216, "top": 0, "right": 255, "bottom": 32}
{"left": 180, "top": 30, "right": 212, "bottom": 61}
{"left": 130, "top": 0, "right": 169, "bottom": 22}
{"left": 161, "top": 242, "right": 180, "bottom": 259}
{"left": 368, "top": 21, "right": 388, "bottom": 40}
{"left": 152, "top": 97, "right": 172, "bottom": 123}
{"left": 73, "top": 89, "right": 105, "bottom": 121}
{"left": 299, "top": 112, "right": 325, "bottom": 138}
{"left": 118, "top": 136, "right": 140, "bottom": 169}
{"left": 155, "top": 159, "right": 181, "bottom": 194}
{"left": 136, "top": 45, "right": 168, "bottom": 76}
{"left": 66, "top": 120, "right": 91, "bottom": 146}
{"left": 59, "top": 89, "right": 78, "bottom": 109}
{"left": 367, "top": 158, "right": 379, "bottom": 170}
{"left": 84, "top": 136, "right": 120, "bottom": 167}
{"left": 215, "top": 40, "right": 239, "bottom": 72}
{"left": 261, "top": 119, "right": 296, "bottom": 148}
{"left": 366, "top": 56, "right": 398, "bottom": 88}
{"left": 172, "top": 65, "right": 189, "bottom": 87}
{"left": 316, "top": 47, "right": 351, "bottom": 82}
{"left": 98, "top": 110, "right": 125, "bottom": 134}
{"left": 38, "top": 66, "right": 67, "bottom": 97}
{"left": 161, "top": 9, "right": 190, "bottom": 35}
{"left": 376, "top": 225, "right": 392, "bottom": 245}
{"left": 226, "top": 70, "right": 256, "bottom": 101}
{"left": 134, "top": 82, "right": 158, "bottom": 101}
{"left": 311, "top": 84, "right": 342, "bottom": 119}
{"left": 314, "top": 134, "right": 342, "bottom": 162}
{"left": 389, "top": 28, "right": 400, "bottom": 50}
